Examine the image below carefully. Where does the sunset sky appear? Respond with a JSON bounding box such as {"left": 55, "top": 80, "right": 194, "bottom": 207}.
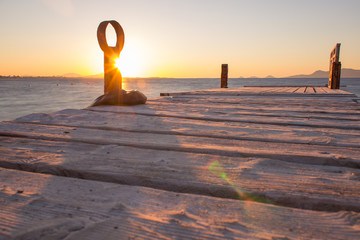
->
{"left": 1, "top": 0, "right": 359, "bottom": 78}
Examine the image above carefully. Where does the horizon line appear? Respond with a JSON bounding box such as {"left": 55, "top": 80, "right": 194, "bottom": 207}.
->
{"left": 1, "top": 67, "right": 360, "bottom": 79}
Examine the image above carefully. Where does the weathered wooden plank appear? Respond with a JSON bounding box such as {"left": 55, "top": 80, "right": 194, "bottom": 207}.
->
{"left": 147, "top": 100, "right": 360, "bottom": 121}
{"left": 163, "top": 94, "right": 359, "bottom": 108}
{"left": 0, "top": 86, "right": 359, "bottom": 239}
{"left": 316, "top": 87, "right": 349, "bottom": 94}
{"left": 152, "top": 94, "right": 359, "bottom": 110}
{"left": 0, "top": 122, "right": 359, "bottom": 168}
{"left": 261, "top": 87, "right": 312, "bottom": 94}
{"left": 305, "top": 86, "right": 316, "bottom": 94}
{"left": 161, "top": 87, "right": 355, "bottom": 97}
{"left": 258, "top": 87, "right": 287, "bottom": 94}
{"left": 316, "top": 87, "right": 328, "bottom": 94}
{"left": 163, "top": 92, "right": 356, "bottom": 100}
{"left": 83, "top": 105, "right": 360, "bottom": 130}
{"left": 280, "top": 87, "right": 300, "bottom": 93}
{"left": 149, "top": 97, "right": 359, "bottom": 116}
{"left": 1, "top": 168, "right": 359, "bottom": 240}
{"left": 321, "top": 87, "right": 331, "bottom": 93}
{"left": 160, "top": 87, "right": 269, "bottom": 96}
{"left": 0, "top": 131, "right": 360, "bottom": 213}
{"left": 13, "top": 109, "right": 360, "bottom": 148}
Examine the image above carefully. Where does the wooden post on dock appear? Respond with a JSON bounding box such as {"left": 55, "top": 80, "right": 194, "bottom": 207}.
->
{"left": 97, "top": 20, "right": 125, "bottom": 93}
{"left": 328, "top": 43, "right": 341, "bottom": 89}
{"left": 221, "top": 64, "right": 228, "bottom": 88}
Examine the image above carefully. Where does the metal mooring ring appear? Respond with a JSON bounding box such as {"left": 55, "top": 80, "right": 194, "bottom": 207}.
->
{"left": 97, "top": 20, "right": 125, "bottom": 56}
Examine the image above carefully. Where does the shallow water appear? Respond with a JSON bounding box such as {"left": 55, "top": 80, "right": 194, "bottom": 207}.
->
{"left": 0, "top": 77, "right": 359, "bottom": 121}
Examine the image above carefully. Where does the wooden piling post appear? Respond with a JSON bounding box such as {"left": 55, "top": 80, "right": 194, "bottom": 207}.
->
{"left": 328, "top": 43, "right": 341, "bottom": 89}
{"left": 221, "top": 64, "right": 228, "bottom": 88}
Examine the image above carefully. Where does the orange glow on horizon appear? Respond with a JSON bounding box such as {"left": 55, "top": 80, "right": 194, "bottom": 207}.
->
{"left": 1, "top": 1, "right": 360, "bottom": 78}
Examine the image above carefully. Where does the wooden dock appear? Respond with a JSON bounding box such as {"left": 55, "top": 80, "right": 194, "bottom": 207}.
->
{"left": 0, "top": 86, "right": 359, "bottom": 239}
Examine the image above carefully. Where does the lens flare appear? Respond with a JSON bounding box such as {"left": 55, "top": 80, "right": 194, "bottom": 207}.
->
{"left": 206, "top": 159, "right": 269, "bottom": 203}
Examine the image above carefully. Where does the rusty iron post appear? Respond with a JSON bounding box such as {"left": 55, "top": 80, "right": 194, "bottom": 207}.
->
{"left": 97, "top": 20, "right": 125, "bottom": 93}
{"left": 221, "top": 64, "right": 228, "bottom": 88}
{"left": 328, "top": 43, "right": 341, "bottom": 89}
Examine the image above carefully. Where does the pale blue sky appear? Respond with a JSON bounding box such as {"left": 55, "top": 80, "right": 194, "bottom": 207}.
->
{"left": 0, "top": 0, "right": 359, "bottom": 77}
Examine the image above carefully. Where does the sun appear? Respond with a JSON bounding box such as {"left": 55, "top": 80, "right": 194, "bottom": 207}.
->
{"left": 113, "top": 46, "right": 142, "bottom": 78}
{"left": 114, "top": 58, "right": 122, "bottom": 70}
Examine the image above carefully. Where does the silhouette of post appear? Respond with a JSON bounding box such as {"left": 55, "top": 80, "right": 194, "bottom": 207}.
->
{"left": 328, "top": 43, "right": 341, "bottom": 89}
{"left": 221, "top": 64, "right": 228, "bottom": 88}
{"left": 97, "top": 20, "right": 125, "bottom": 93}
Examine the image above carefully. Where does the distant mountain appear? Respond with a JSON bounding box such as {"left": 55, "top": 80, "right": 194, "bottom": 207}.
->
{"left": 340, "top": 68, "right": 360, "bottom": 78}
{"left": 265, "top": 75, "right": 275, "bottom": 78}
{"left": 288, "top": 68, "right": 360, "bottom": 78}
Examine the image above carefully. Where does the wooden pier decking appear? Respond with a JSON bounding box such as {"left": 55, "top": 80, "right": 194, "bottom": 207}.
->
{"left": 0, "top": 86, "right": 359, "bottom": 239}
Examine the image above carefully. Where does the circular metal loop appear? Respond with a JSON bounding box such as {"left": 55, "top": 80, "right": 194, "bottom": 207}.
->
{"left": 97, "top": 20, "right": 125, "bottom": 56}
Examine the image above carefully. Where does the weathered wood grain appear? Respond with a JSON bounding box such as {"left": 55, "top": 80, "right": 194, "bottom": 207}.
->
{"left": 13, "top": 108, "right": 360, "bottom": 148}
{"left": 1, "top": 168, "right": 359, "bottom": 240}
{"left": 0, "top": 133, "right": 360, "bottom": 212}
{"left": 0, "top": 86, "right": 359, "bottom": 239}
{"left": 152, "top": 94, "right": 359, "bottom": 108}
{"left": 329, "top": 43, "right": 341, "bottom": 89}
{"left": 160, "top": 87, "right": 355, "bottom": 96}
{"left": 221, "top": 64, "right": 228, "bottom": 88}
{"left": 148, "top": 98, "right": 359, "bottom": 117}
{"left": 146, "top": 100, "right": 360, "bottom": 120}
{"left": 85, "top": 105, "right": 360, "bottom": 130}
{"left": 0, "top": 122, "right": 359, "bottom": 168}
